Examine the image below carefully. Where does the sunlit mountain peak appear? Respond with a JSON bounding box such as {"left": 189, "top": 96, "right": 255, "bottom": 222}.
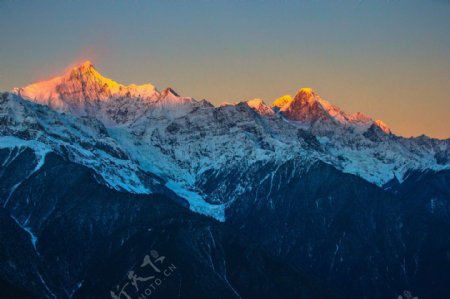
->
{"left": 374, "top": 119, "right": 392, "bottom": 134}
{"left": 13, "top": 61, "right": 162, "bottom": 109}
{"left": 68, "top": 60, "right": 94, "bottom": 70}
{"left": 11, "top": 61, "right": 200, "bottom": 123}
{"left": 271, "top": 94, "right": 293, "bottom": 109}
{"left": 246, "top": 98, "right": 265, "bottom": 107}
{"left": 296, "top": 87, "right": 315, "bottom": 96}
{"left": 246, "top": 98, "right": 274, "bottom": 116}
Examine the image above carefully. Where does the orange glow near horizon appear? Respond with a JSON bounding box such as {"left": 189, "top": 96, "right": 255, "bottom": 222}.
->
{"left": 1, "top": 1, "right": 449, "bottom": 139}
{"left": 14, "top": 59, "right": 450, "bottom": 140}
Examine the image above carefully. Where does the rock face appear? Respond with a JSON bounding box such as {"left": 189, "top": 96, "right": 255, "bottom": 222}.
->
{"left": 223, "top": 161, "right": 450, "bottom": 299}
{"left": 0, "top": 151, "right": 339, "bottom": 299}
{"left": 1, "top": 62, "right": 450, "bottom": 298}
{"left": 13, "top": 61, "right": 194, "bottom": 125}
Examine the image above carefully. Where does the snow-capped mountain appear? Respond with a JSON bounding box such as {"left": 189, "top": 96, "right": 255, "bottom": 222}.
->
{"left": 272, "top": 87, "right": 375, "bottom": 128}
{"left": 14, "top": 61, "right": 195, "bottom": 125}
{"left": 7, "top": 61, "right": 450, "bottom": 217}
{"left": 2, "top": 61, "right": 450, "bottom": 299}
{"left": 0, "top": 92, "right": 171, "bottom": 195}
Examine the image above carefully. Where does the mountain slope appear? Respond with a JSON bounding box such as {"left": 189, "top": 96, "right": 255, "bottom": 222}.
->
{"left": 0, "top": 151, "right": 340, "bottom": 299}
{"left": 0, "top": 92, "right": 225, "bottom": 220}
{"left": 223, "top": 160, "right": 450, "bottom": 298}
{"left": 12, "top": 62, "right": 449, "bottom": 191}
{"left": 14, "top": 61, "right": 195, "bottom": 125}
{"left": 1, "top": 61, "right": 449, "bottom": 299}
{"left": 5, "top": 62, "right": 450, "bottom": 218}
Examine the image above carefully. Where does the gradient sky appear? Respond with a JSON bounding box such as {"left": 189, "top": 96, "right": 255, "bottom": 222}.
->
{"left": 1, "top": 0, "right": 449, "bottom": 138}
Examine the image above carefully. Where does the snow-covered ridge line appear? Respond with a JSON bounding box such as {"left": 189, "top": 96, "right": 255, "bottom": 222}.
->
{"left": 13, "top": 60, "right": 159, "bottom": 103}
{"left": 0, "top": 93, "right": 226, "bottom": 221}
{"left": 12, "top": 61, "right": 196, "bottom": 126}
{"left": 2, "top": 61, "right": 450, "bottom": 222}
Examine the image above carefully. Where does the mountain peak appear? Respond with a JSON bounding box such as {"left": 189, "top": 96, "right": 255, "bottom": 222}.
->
{"left": 271, "top": 88, "right": 317, "bottom": 110}
{"left": 160, "top": 87, "right": 180, "bottom": 98}
{"left": 271, "top": 95, "right": 293, "bottom": 109}
{"left": 293, "top": 88, "right": 319, "bottom": 104}
{"left": 77, "top": 60, "right": 94, "bottom": 69}
{"left": 15, "top": 61, "right": 160, "bottom": 104}
{"left": 374, "top": 119, "right": 391, "bottom": 134}
{"left": 246, "top": 98, "right": 274, "bottom": 116}
{"left": 296, "top": 87, "right": 316, "bottom": 97}
{"left": 246, "top": 98, "right": 265, "bottom": 106}
{"left": 271, "top": 88, "right": 379, "bottom": 128}
{"left": 66, "top": 60, "right": 96, "bottom": 75}
{"left": 65, "top": 60, "right": 110, "bottom": 83}
{"left": 12, "top": 61, "right": 164, "bottom": 123}
{"left": 276, "top": 88, "right": 330, "bottom": 123}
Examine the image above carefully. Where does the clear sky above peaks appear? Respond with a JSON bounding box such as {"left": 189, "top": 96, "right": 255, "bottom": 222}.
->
{"left": 0, "top": 0, "right": 449, "bottom": 138}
